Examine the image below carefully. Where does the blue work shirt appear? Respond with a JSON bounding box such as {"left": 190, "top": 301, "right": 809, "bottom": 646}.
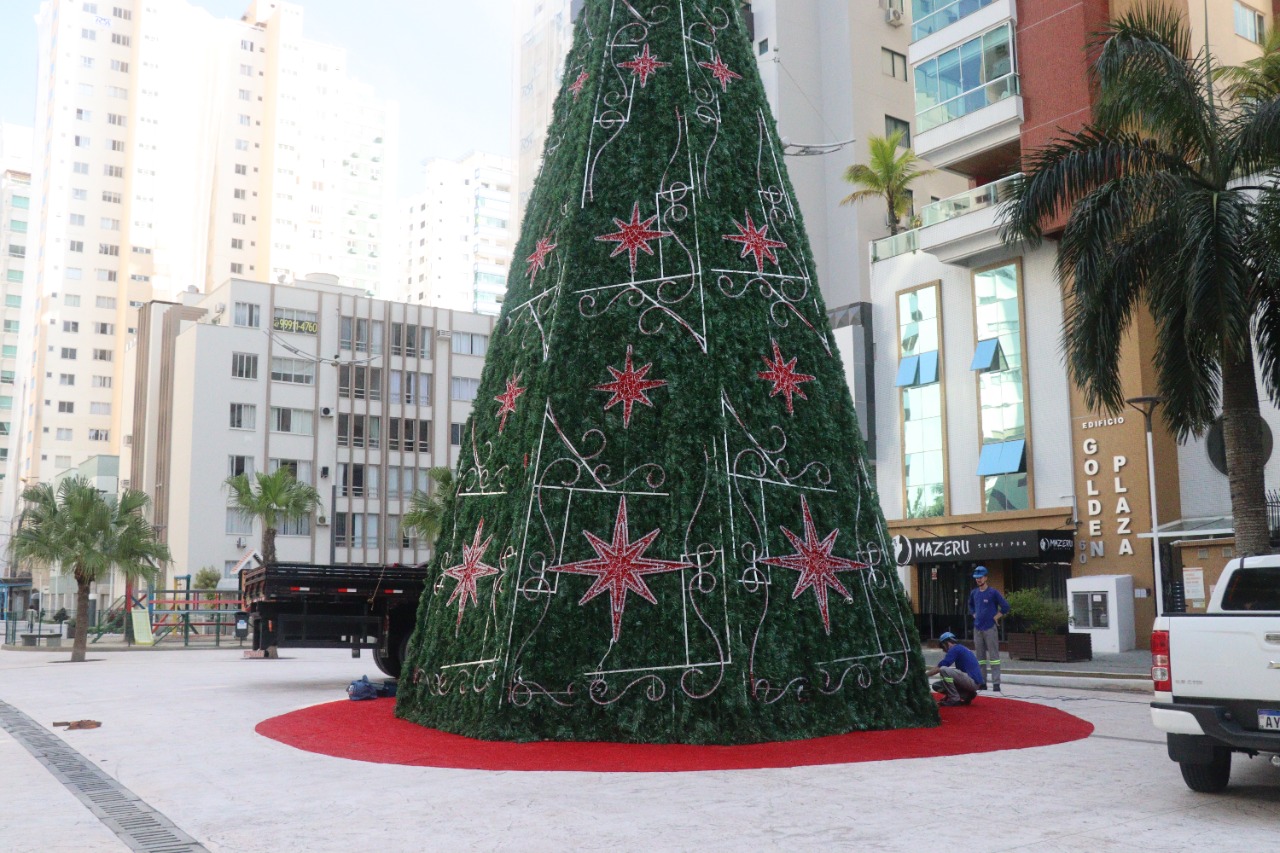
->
{"left": 969, "top": 586, "right": 1011, "bottom": 631}
{"left": 938, "top": 643, "right": 984, "bottom": 685}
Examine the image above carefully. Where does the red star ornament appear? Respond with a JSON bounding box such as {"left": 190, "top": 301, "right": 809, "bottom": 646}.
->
{"left": 758, "top": 339, "right": 815, "bottom": 414}
{"left": 548, "top": 496, "right": 692, "bottom": 643}
{"left": 594, "top": 345, "right": 667, "bottom": 427}
{"left": 443, "top": 520, "right": 501, "bottom": 629}
{"left": 595, "top": 201, "right": 673, "bottom": 273}
{"left": 569, "top": 70, "right": 590, "bottom": 101}
{"left": 759, "top": 496, "right": 869, "bottom": 634}
{"left": 723, "top": 212, "right": 788, "bottom": 273}
{"left": 698, "top": 53, "right": 743, "bottom": 91}
{"left": 525, "top": 236, "right": 557, "bottom": 284}
{"left": 617, "top": 43, "right": 669, "bottom": 88}
{"left": 493, "top": 373, "right": 526, "bottom": 433}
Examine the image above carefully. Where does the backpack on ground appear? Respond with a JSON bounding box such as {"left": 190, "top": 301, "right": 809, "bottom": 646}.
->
{"left": 346, "top": 675, "right": 378, "bottom": 701}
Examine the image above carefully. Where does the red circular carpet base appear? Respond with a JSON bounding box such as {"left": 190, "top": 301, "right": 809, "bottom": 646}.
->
{"left": 256, "top": 697, "right": 1092, "bottom": 773}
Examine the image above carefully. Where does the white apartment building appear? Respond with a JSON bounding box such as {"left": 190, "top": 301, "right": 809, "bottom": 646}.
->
{"left": 122, "top": 273, "right": 495, "bottom": 588}
{"left": 401, "top": 152, "right": 515, "bottom": 314}
{"left": 0, "top": 125, "right": 33, "bottom": 497}
{"left": 512, "top": 0, "right": 584, "bottom": 224}
{"left": 7, "top": 0, "right": 398, "bottom": 512}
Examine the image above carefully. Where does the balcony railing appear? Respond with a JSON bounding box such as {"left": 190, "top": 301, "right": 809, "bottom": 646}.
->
{"left": 912, "top": 0, "right": 999, "bottom": 41}
{"left": 871, "top": 229, "right": 919, "bottom": 263}
{"left": 920, "top": 172, "right": 1022, "bottom": 227}
{"left": 916, "top": 72, "right": 1019, "bottom": 133}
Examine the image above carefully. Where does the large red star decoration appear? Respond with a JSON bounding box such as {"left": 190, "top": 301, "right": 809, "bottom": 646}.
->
{"left": 595, "top": 201, "right": 673, "bottom": 273}
{"left": 569, "top": 70, "right": 590, "bottom": 101}
{"left": 698, "top": 53, "right": 743, "bottom": 91}
{"left": 595, "top": 345, "right": 667, "bottom": 427}
{"left": 617, "top": 43, "right": 669, "bottom": 88}
{"left": 525, "top": 236, "right": 557, "bottom": 284}
{"left": 548, "top": 496, "right": 692, "bottom": 643}
{"left": 758, "top": 339, "right": 815, "bottom": 414}
{"left": 493, "top": 373, "right": 526, "bottom": 433}
{"left": 759, "top": 496, "right": 868, "bottom": 634}
{"left": 443, "top": 520, "right": 501, "bottom": 629}
{"left": 723, "top": 212, "right": 788, "bottom": 273}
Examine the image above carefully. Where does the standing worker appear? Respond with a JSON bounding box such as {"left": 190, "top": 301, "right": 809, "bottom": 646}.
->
{"left": 968, "top": 566, "right": 1010, "bottom": 692}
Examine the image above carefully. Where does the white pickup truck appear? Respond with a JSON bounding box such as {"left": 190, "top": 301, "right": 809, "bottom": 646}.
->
{"left": 1150, "top": 555, "right": 1280, "bottom": 792}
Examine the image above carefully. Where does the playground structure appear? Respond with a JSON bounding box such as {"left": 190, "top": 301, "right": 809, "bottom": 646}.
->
{"left": 113, "top": 574, "right": 247, "bottom": 647}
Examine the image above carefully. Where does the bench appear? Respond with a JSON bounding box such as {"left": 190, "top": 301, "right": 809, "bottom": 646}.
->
{"left": 19, "top": 633, "right": 62, "bottom": 648}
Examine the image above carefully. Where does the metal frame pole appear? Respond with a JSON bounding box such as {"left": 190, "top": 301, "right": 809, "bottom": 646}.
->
{"left": 1127, "top": 396, "right": 1166, "bottom": 617}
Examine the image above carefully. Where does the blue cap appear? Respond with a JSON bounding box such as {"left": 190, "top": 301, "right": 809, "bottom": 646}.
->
{"left": 972, "top": 566, "right": 989, "bottom": 578}
{"left": 938, "top": 631, "right": 958, "bottom": 644}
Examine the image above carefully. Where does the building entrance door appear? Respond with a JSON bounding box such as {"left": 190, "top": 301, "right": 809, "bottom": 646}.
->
{"left": 915, "top": 562, "right": 971, "bottom": 641}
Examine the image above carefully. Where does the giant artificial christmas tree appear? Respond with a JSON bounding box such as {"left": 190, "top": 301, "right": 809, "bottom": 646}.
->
{"left": 396, "top": 0, "right": 938, "bottom": 744}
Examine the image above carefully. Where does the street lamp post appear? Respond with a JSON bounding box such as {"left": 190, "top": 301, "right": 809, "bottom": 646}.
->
{"left": 1126, "top": 396, "right": 1166, "bottom": 616}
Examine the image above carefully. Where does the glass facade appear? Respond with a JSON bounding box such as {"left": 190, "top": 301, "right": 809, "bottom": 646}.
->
{"left": 911, "top": 0, "right": 999, "bottom": 41}
{"left": 914, "top": 23, "right": 1016, "bottom": 132}
{"left": 897, "top": 285, "right": 945, "bottom": 517}
{"left": 972, "top": 262, "right": 1027, "bottom": 511}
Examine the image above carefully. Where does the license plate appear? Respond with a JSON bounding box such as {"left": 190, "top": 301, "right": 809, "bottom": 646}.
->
{"left": 1260, "top": 710, "right": 1280, "bottom": 731}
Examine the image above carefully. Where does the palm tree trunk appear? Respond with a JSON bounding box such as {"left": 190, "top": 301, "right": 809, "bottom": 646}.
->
{"left": 1221, "top": 345, "right": 1271, "bottom": 555}
{"left": 72, "top": 569, "right": 91, "bottom": 663}
{"left": 262, "top": 527, "right": 277, "bottom": 565}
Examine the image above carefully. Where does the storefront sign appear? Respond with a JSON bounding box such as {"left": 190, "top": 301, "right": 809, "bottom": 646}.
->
{"left": 1079, "top": 435, "right": 1135, "bottom": 561}
{"left": 892, "top": 530, "right": 1074, "bottom": 565}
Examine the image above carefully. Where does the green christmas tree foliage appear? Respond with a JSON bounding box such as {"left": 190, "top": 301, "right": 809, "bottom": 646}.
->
{"left": 396, "top": 0, "right": 938, "bottom": 743}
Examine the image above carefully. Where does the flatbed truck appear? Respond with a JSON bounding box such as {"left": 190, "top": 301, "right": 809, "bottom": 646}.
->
{"left": 240, "top": 562, "right": 430, "bottom": 678}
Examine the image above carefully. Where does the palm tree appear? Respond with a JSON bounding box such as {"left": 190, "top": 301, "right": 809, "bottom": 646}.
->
{"left": 224, "top": 468, "right": 320, "bottom": 565}
{"left": 10, "top": 477, "right": 169, "bottom": 662}
{"left": 402, "top": 466, "right": 455, "bottom": 552}
{"left": 840, "top": 130, "right": 935, "bottom": 235}
{"left": 1001, "top": 4, "right": 1280, "bottom": 555}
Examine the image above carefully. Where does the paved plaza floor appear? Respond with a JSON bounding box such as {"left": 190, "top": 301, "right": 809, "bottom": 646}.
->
{"left": 1, "top": 646, "right": 1276, "bottom": 852}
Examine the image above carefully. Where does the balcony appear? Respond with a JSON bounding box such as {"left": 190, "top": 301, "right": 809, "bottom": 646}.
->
{"left": 913, "top": 75, "right": 1023, "bottom": 172}
{"left": 871, "top": 173, "right": 1021, "bottom": 266}
{"left": 912, "top": 0, "right": 1001, "bottom": 42}
{"left": 918, "top": 173, "right": 1021, "bottom": 265}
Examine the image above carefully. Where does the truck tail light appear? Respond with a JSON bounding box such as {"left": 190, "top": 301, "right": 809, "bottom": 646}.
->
{"left": 1151, "top": 629, "right": 1171, "bottom": 692}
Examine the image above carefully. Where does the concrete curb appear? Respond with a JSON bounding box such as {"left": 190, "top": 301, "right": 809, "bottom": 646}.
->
{"left": 1002, "top": 673, "right": 1152, "bottom": 694}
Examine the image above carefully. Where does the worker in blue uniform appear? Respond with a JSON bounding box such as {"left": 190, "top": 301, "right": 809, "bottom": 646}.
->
{"left": 968, "top": 565, "right": 1010, "bottom": 692}
{"left": 925, "top": 631, "right": 981, "bottom": 706}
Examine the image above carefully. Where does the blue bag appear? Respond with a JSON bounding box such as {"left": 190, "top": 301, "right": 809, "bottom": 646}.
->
{"left": 346, "top": 675, "right": 378, "bottom": 701}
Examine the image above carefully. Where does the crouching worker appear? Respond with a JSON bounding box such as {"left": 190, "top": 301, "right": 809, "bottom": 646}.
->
{"left": 925, "top": 631, "right": 981, "bottom": 707}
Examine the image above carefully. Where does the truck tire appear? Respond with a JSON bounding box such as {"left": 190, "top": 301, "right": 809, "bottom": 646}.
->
{"left": 375, "top": 631, "right": 410, "bottom": 679}
{"left": 1179, "top": 750, "right": 1231, "bottom": 793}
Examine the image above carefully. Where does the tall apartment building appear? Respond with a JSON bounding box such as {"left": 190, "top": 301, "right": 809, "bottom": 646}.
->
{"left": 6, "top": 0, "right": 398, "bottom": 508}
{"left": 121, "top": 274, "right": 494, "bottom": 599}
{"left": 0, "top": 125, "right": 33, "bottom": 497}
{"left": 401, "top": 152, "right": 515, "bottom": 314}
{"left": 870, "top": 0, "right": 1275, "bottom": 651}
{"left": 512, "top": 0, "right": 584, "bottom": 225}
{"left": 511, "top": 1, "right": 959, "bottom": 453}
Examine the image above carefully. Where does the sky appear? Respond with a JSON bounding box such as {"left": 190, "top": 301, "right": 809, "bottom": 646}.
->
{"left": 0, "top": 0, "right": 515, "bottom": 195}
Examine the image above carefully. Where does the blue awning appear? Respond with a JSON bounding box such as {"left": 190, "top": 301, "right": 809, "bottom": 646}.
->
{"left": 895, "top": 354, "right": 920, "bottom": 387}
{"left": 970, "top": 338, "right": 1003, "bottom": 371}
{"left": 976, "top": 439, "right": 1026, "bottom": 476}
{"left": 917, "top": 350, "right": 939, "bottom": 385}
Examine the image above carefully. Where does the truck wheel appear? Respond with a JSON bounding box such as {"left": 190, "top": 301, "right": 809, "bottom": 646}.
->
{"left": 375, "top": 632, "right": 410, "bottom": 679}
{"left": 1179, "top": 750, "right": 1231, "bottom": 793}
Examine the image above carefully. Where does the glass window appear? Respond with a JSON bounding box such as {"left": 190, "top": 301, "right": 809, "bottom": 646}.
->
{"left": 914, "top": 23, "right": 1017, "bottom": 132}
{"left": 452, "top": 377, "right": 480, "bottom": 401}
{"left": 898, "top": 285, "right": 945, "bottom": 518}
{"left": 1235, "top": 2, "right": 1266, "bottom": 44}
{"left": 1071, "top": 591, "right": 1110, "bottom": 628}
{"left": 234, "top": 302, "right": 260, "bottom": 328}
{"left": 973, "top": 262, "right": 1028, "bottom": 511}
{"left": 885, "top": 115, "right": 911, "bottom": 148}
{"left": 226, "top": 508, "right": 254, "bottom": 535}
{"left": 231, "top": 352, "right": 258, "bottom": 379}
{"left": 230, "top": 403, "right": 256, "bottom": 430}
{"left": 228, "top": 455, "right": 255, "bottom": 478}
{"left": 270, "top": 357, "right": 315, "bottom": 385}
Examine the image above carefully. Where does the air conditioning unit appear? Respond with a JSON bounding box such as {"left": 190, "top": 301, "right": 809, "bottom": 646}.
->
{"left": 885, "top": 7, "right": 904, "bottom": 26}
{"left": 320, "top": 406, "right": 333, "bottom": 417}
{"left": 436, "top": 330, "right": 453, "bottom": 339}
{"left": 316, "top": 515, "right": 329, "bottom": 527}
{"left": 213, "top": 303, "right": 226, "bottom": 315}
